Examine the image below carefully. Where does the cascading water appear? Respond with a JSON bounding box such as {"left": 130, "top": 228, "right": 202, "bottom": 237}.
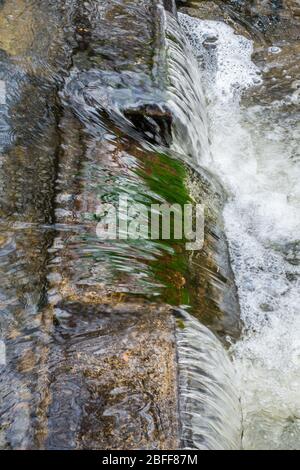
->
{"left": 1, "top": 0, "right": 298, "bottom": 451}
{"left": 165, "top": 12, "right": 242, "bottom": 450}
{"left": 177, "top": 12, "right": 300, "bottom": 450}
{"left": 175, "top": 310, "right": 242, "bottom": 450}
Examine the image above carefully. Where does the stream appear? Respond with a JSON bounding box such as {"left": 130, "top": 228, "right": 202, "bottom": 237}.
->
{"left": 0, "top": 0, "right": 299, "bottom": 451}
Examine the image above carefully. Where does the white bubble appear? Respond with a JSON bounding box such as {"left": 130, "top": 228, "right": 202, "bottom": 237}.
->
{"left": 268, "top": 46, "right": 282, "bottom": 54}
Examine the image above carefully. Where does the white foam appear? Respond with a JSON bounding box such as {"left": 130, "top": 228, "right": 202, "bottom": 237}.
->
{"left": 179, "top": 14, "right": 261, "bottom": 100}
{"left": 0, "top": 81, "right": 6, "bottom": 105}
{"left": 179, "top": 13, "right": 300, "bottom": 449}
{"left": 0, "top": 340, "right": 6, "bottom": 366}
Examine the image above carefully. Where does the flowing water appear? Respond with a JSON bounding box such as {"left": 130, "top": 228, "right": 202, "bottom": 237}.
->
{"left": 0, "top": 0, "right": 299, "bottom": 451}
{"left": 175, "top": 309, "right": 241, "bottom": 450}
{"left": 178, "top": 10, "right": 300, "bottom": 450}
{"left": 0, "top": 0, "right": 241, "bottom": 449}
{"left": 0, "top": 0, "right": 184, "bottom": 449}
{"left": 165, "top": 12, "right": 242, "bottom": 450}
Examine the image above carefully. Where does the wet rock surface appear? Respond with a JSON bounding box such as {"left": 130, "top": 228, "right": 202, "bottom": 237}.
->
{"left": 38, "top": 303, "right": 178, "bottom": 450}
{"left": 186, "top": 167, "right": 241, "bottom": 340}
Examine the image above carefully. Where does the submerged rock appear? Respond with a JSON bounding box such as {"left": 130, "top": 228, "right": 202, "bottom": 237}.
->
{"left": 38, "top": 303, "right": 178, "bottom": 450}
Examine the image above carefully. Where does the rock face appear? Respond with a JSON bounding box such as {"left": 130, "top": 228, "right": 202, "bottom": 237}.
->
{"left": 185, "top": 167, "right": 241, "bottom": 340}
{"left": 42, "top": 0, "right": 182, "bottom": 449}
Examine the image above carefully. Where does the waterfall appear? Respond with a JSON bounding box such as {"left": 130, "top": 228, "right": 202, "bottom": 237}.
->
{"left": 165, "top": 11, "right": 242, "bottom": 450}
{"left": 175, "top": 310, "right": 242, "bottom": 450}
{"left": 177, "top": 12, "right": 300, "bottom": 450}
